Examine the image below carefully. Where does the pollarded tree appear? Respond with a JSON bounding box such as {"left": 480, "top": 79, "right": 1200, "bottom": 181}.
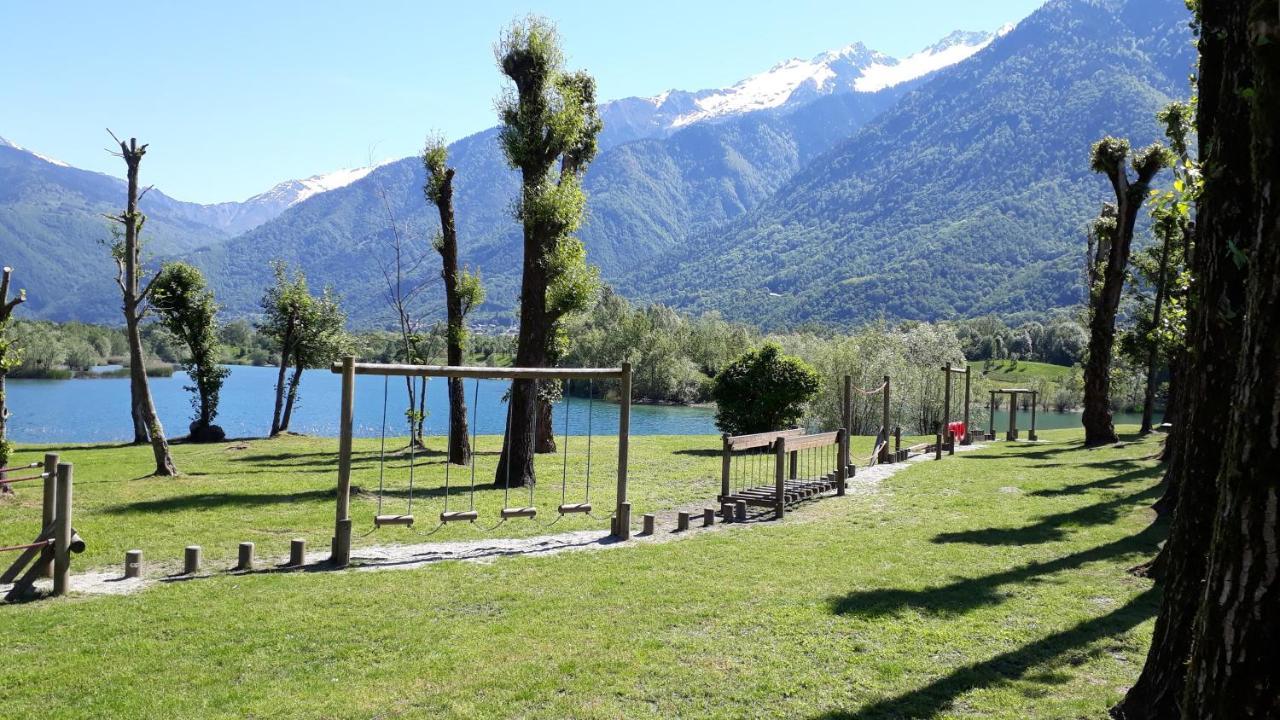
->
{"left": 1081, "top": 136, "right": 1171, "bottom": 447}
{"left": 424, "top": 138, "right": 485, "bottom": 465}
{"left": 492, "top": 17, "right": 603, "bottom": 488}
{"left": 106, "top": 133, "right": 177, "bottom": 476}
{"left": 150, "top": 262, "right": 229, "bottom": 442}
{"left": 0, "top": 266, "right": 25, "bottom": 492}
{"left": 711, "top": 343, "right": 820, "bottom": 436}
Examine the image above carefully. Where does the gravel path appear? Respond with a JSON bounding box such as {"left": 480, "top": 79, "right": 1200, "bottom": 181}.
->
{"left": 3, "top": 443, "right": 985, "bottom": 601}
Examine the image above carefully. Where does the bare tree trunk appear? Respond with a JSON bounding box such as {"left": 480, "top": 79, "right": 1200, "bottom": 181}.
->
{"left": 1112, "top": 1, "right": 1253, "bottom": 714}
{"left": 1140, "top": 229, "right": 1172, "bottom": 434}
{"left": 535, "top": 393, "right": 556, "bottom": 454}
{"left": 269, "top": 322, "right": 293, "bottom": 437}
{"left": 279, "top": 359, "right": 303, "bottom": 434}
{"left": 113, "top": 136, "right": 176, "bottom": 476}
{"left": 0, "top": 267, "right": 23, "bottom": 495}
{"left": 495, "top": 243, "right": 549, "bottom": 488}
{"left": 429, "top": 161, "right": 472, "bottom": 465}
{"left": 1182, "top": 4, "right": 1279, "bottom": 708}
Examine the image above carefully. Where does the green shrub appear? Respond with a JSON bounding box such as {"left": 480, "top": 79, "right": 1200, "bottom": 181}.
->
{"left": 711, "top": 343, "right": 820, "bottom": 435}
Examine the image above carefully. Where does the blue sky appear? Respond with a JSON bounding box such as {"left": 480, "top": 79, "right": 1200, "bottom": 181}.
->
{"left": 2, "top": 0, "right": 1044, "bottom": 204}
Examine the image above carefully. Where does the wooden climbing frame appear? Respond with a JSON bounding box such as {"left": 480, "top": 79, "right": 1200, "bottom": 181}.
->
{"left": 2, "top": 455, "right": 83, "bottom": 601}
{"left": 987, "top": 388, "right": 1039, "bottom": 441}
{"left": 718, "top": 428, "right": 848, "bottom": 520}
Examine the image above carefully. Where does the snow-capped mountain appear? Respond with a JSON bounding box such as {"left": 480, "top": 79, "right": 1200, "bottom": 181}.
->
{"left": 596, "top": 26, "right": 1009, "bottom": 142}
{"left": 0, "top": 135, "right": 70, "bottom": 167}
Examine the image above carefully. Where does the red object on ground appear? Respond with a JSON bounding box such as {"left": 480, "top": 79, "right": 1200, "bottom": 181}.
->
{"left": 947, "top": 421, "right": 967, "bottom": 441}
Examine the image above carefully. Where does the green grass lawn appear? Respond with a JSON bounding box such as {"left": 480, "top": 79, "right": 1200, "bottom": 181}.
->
{"left": 971, "top": 360, "right": 1074, "bottom": 384}
{"left": 0, "top": 428, "right": 1163, "bottom": 719}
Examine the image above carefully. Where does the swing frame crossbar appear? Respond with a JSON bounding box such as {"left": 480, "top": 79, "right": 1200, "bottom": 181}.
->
{"left": 329, "top": 358, "right": 633, "bottom": 567}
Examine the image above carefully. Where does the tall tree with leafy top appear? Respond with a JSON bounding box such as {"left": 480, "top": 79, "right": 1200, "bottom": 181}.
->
{"left": 424, "top": 138, "right": 485, "bottom": 465}
{"left": 492, "top": 16, "right": 602, "bottom": 488}
{"left": 150, "top": 262, "right": 229, "bottom": 442}
{"left": 1081, "top": 136, "right": 1170, "bottom": 447}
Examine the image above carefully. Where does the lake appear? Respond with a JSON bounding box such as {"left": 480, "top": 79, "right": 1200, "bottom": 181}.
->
{"left": 5, "top": 365, "right": 719, "bottom": 443}
{"left": 5, "top": 365, "right": 1148, "bottom": 443}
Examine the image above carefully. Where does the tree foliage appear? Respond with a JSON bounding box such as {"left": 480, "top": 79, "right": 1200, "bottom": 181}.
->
{"left": 711, "top": 342, "right": 820, "bottom": 436}
{"left": 150, "top": 262, "right": 228, "bottom": 438}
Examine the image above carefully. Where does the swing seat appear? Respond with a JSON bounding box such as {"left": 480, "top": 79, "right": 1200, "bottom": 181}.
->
{"left": 374, "top": 514, "right": 415, "bottom": 528}
{"left": 500, "top": 506, "right": 538, "bottom": 519}
{"left": 557, "top": 503, "right": 592, "bottom": 515}
{"left": 440, "top": 510, "right": 479, "bottom": 523}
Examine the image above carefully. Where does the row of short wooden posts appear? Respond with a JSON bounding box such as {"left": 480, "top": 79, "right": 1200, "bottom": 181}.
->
{"left": 123, "top": 538, "right": 309, "bottom": 578}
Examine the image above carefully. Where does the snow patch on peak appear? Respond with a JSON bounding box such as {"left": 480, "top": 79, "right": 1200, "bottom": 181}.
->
{"left": 0, "top": 136, "right": 71, "bottom": 167}
{"left": 853, "top": 29, "right": 996, "bottom": 92}
{"left": 671, "top": 56, "right": 841, "bottom": 128}
{"left": 248, "top": 161, "right": 392, "bottom": 207}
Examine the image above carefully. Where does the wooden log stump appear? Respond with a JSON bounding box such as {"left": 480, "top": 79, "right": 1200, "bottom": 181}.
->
{"left": 124, "top": 549, "right": 143, "bottom": 579}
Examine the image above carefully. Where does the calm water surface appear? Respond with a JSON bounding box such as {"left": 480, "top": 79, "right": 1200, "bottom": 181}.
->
{"left": 6, "top": 365, "right": 1150, "bottom": 443}
{"left": 7, "top": 365, "right": 718, "bottom": 443}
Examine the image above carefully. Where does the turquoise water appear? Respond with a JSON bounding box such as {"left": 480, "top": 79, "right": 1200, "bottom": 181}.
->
{"left": 6, "top": 364, "right": 718, "bottom": 443}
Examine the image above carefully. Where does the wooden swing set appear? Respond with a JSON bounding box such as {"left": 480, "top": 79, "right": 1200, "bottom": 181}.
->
{"left": 328, "top": 358, "right": 633, "bottom": 566}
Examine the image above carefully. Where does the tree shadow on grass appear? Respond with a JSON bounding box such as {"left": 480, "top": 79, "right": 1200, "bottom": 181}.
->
{"left": 814, "top": 587, "right": 1158, "bottom": 720}
{"left": 1029, "top": 464, "right": 1158, "bottom": 497}
{"left": 828, "top": 521, "right": 1163, "bottom": 619}
{"left": 672, "top": 448, "right": 721, "bottom": 458}
{"left": 930, "top": 472, "right": 1161, "bottom": 546}
{"left": 103, "top": 489, "right": 341, "bottom": 514}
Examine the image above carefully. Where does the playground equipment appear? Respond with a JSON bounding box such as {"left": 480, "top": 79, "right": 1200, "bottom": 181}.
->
{"left": 328, "top": 358, "right": 633, "bottom": 566}
{"left": 843, "top": 375, "right": 893, "bottom": 465}
{"left": 940, "top": 364, "right": 972, "bottom": 451}
{"left": 1, "top": 455, "right": 83, "bottom": 601}
{"left": 718, "top": 427, "right": 848, "bottom": 520}
{"left": 987, "top": 388, "right": 1039, "bottom": 441}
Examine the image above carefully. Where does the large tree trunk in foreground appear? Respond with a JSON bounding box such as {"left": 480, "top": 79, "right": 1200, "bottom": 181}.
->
{"left": 1113, "top": 2, "right": 1253, "bottom": 715}
{"left": 495, "top": 241, "right": 549, "bottom": 488}
{"left": 1181, "top": 3, "right": 1280, "bottom": 714}
{"left": 535, "top": 393, "right": 556, "bottom": 454}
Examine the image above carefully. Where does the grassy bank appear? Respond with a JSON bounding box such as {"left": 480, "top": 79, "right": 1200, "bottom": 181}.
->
{"left": 0, "top": 429, "right": 1163, "bottom": 718}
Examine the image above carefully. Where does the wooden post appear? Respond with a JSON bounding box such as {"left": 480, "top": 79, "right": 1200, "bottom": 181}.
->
{"left": 720, "top": 434, "right": 731, "bottom": 500}
{"left": 1029, "top": 391, "right": 1039, "bottom": 441}
{"left": 290, "top": 539, "right": 306, "bottom": 566}
{"left": 789, "top": 448, "right": 798, "bottom": 479}
{"left": 935, "top": 426, "right": 943, "bottom": 460}
{"left": 942, "top": 365, "right": 952, "bottom": 447}
{"left": 703, "top": 508, "right": 716, "bottom": 527}
{"left": 332, "top": 355, "right": 356, "bottom": 566}
{"left": 614, "top": 362, "right": 632, "bottom": 540}
{"left": 124, "top": 549, "right": 143, "bottom": 579}
{"left": 1007, "top": 392, "right": 1018, "bottom": 441}
{"left": 989, "top": 391, "right": 997, "bottom": 440}
{"left": 52, "top": 463, "right": 72, "bottom": 596}
{"left": 642, "top": 513, "right": 656, "bottom": 535}
{"left": 880, "top": 375, "right": 891, "bottom": 463}
{"left": 962, "top": 369, "right": 972, "bottom": 445}
{"left": 734, "top": 500, "right": 747, "bottom": 522}
{"left": 836, "top": 429, "right": 847, "bottom": 496}
{"left": 237, "top": 542, "right": 255, "bottom": 571}
{"left": 183, "top": 545, "right": 202, "bottom": 575}
{"left": 842, "top": 375, "right": 852, "bottom": 440}
{"left": 774, "top": 437, "right": 787, "bottom": 520}
{"left": 39, "top": 452, "right": 58, "bottom": 578}
{"left": 676, "top": 511, "right": 690, "bottom": 532}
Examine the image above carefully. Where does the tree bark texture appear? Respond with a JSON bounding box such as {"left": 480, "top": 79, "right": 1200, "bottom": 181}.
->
{"left": 431, "top": 165, "right": 471, "bottom": 465}
{"left": 1181, "top": 1, "right": 1279, "bottom": 715}
{"left": 1113, "top": 2, "right": 1254, "bottom": 715}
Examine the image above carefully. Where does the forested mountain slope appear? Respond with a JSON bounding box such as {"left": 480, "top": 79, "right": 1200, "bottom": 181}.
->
{"left": 622, "top": 0, "right": 1194, "bottom": 326}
